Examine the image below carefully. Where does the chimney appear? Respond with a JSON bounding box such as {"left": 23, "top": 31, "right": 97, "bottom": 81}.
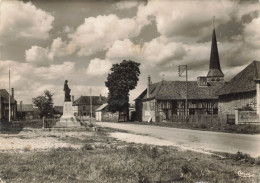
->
{"left": 11, "top": 88, "right": 14, "bottom": 99}
{"left": 147, "top": 75, "right": 151, "bottom": 98}
{"left": 72, "top": 95, "right": 74, "bottom": 103}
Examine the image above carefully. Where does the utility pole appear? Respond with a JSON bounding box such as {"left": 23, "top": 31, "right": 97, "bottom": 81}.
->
{"left": 9, "top": 70, "right": 11, "bottom": 122}
{"left": 178, "top": 65, "right": 188, "bottom": 118}
{"left": 90, "top": 88, "right": 92, "bottom": 123}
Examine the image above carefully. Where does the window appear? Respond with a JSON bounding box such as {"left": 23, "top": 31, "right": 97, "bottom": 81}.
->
{"left": 83, "top": 106, "right": 86, "bottom": 110}
{"left": 213, "top": 108, "right": 218, "bottom": 114}
{"left": 189, "top": 108, "right": 195, "bottom": 115}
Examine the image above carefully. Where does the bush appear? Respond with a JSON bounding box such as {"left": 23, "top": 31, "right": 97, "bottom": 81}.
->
{"left": 81, "top": 144, "right": 94, "bottom": 150}
{"left": 232, "top": 151, "right": 259, "bottom": 164}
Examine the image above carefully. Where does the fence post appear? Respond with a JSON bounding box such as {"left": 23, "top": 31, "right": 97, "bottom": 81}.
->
{"left": 42, "top": 116, "right": 45, "bottom": 129}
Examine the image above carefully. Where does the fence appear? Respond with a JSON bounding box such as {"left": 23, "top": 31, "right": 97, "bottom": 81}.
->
{"left": 235, "top": 110, "right": 260, "bottom": 125}
{"left": 43, "top": 118, "right": 59, "bottom": 128}
{"left": 12, "top": 118, "right": 59, "bottom": 128}
{"left": 171, "top": 114, "right": 227, "bottom": 125}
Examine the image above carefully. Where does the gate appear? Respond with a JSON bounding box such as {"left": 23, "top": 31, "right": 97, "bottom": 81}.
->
{"left": 227, "top": 114, "right": 235, "bottom": 124}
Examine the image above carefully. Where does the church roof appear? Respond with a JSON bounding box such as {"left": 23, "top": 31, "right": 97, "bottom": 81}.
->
{"left": 207, "top": 29, "right": 224, "bottom": 77}
{"left": 218, "top": 61, "right": 260, "bottom": 95}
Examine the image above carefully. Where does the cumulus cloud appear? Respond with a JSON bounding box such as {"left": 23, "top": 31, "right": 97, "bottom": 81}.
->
{"left": 63, "top": 25, "right": 74, "bottom": 33}
{"left": 137, "top": 0, "right": 236, "bottom": 41}
{"left": 25, "top": 37, "right": 69, "bottom": 66}
{"left": 86, "top": 58, "right": 112, "bottom": 76}
{"left": 113, "top": 1, "right": 140, "bottom": 10}
{"left": 0, "top": 59, "right": 75, "bottom": 104}
{"left": 106, "top": 37, "right": 186, "bottom": 66}
{"left": 25, "top": 46, "right": 50, "bottom": 66}
{"left": 0, "top": 0, "right": 54, "bottom": 41}
{"left": 244, "top": 17, "right": 260, "bottom": 49}
{"left": 68, "top": 14, "right": 143, "bottom": 56}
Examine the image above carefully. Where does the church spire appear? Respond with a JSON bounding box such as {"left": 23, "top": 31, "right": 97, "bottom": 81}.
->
{"left": 207, "top": 17, "right": 224, "bottom": 80}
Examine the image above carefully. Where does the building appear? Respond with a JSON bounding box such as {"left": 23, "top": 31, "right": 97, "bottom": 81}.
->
{"left": 73, "top": 95, "right": 106, "bottom": 117}
{"left": 135, "top": 27, "right": 225, "bottom": 122}
{"left": 218, "top": 61, "right": 260, "bottom": 115}
{"left": 0, "top": 88, "right": 17, "bottom": 121}
{"left": 17, "top": 103, "right": 34, "bottom": 120}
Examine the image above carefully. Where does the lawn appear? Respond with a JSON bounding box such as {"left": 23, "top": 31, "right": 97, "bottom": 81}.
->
{"left": 0, "top": 127, "right": 259, "bottom": 183}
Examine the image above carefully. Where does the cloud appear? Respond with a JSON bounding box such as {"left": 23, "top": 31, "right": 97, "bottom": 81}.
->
{"left": 113, "top": 1, "right": 140, "bottom": 10}
{"left": 86, "top": 58, "right": 112, "bottom": 76}
{"left": 25, "top": 37, "right": 69, "bottom": 66}
{"left": 25, "top": 46, "right": 50, "bottom": 66}
{"left": 68, "top": 14, "right": 142, "bottom": 56}
{"left": 0, "top": 0, "right": 54, "bottom": 41}
{"left": 0, "top": 60, "right": 75, "bottom": 105}
{"left": 106, "top": 37, "right": 186, "bottom": 66}
{"left": 63, "top": 25, "right": 74, "bottom": 33}
{"left": 244, "top": 16, "right": 260, "bottom": 49}
{"left": 137, "top": 0, "right": 237, "bottom": 41}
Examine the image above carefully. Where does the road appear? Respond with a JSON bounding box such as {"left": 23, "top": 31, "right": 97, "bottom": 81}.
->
{"left": 97, "top": 122, "right": 260, "bottom": 157}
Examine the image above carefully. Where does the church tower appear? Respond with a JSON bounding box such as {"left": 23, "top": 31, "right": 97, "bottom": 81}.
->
{"left": 206, "top": 21, "right": 224, "bottom": 82}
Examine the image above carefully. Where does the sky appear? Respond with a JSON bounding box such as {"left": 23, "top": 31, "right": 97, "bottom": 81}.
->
{"left": 0, "top": 0, "right": 260, "bottom": 106}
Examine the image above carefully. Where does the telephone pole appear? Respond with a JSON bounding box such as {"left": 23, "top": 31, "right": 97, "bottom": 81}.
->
{"left": 178, "top": 65, "right": 188, "bottom": 117}
{"left": 9, "top": 70, "right": 11, "bottom": 122}
{"left": 90, "top": 88, "right": 92, "bottom": 123}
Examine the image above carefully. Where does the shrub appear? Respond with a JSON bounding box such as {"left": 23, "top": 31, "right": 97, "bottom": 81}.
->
{"left": 232, "top": 151, "right": 258, "bottom": 164}
{"left": 82, "top": 144, "right": 94, "bottom": 151}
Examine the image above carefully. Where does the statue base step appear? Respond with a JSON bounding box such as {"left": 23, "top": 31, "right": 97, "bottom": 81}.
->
{"left": 54, "top": 115, "right": 81, "bottom": 128}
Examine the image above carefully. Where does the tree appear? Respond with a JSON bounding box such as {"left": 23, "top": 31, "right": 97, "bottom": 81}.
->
{"left": 105, "top": 60, "right": 140, "bottom": 121}
{"left": 32, "top": 90, "right": 54, "bottom": 118}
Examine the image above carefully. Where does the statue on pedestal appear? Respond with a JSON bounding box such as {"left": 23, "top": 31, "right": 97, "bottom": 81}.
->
{"left": 64, "top": 80, "right": 71, "bottom": 102}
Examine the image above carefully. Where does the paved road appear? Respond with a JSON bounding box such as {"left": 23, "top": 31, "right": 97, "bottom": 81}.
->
{"left": 97, "top": 122, "right": 260, "bottom": 157}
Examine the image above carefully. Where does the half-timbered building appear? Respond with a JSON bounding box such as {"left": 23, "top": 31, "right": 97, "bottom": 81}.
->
{"left": 135, "top": 27, "right": 225, "bottom": 122}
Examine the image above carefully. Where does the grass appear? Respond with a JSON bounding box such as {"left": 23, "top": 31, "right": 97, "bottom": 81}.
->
{"left": 127, "top": 121, "right": 260, "bottom": 134}
{"left": 0, "top": 128, "right": 259, "bottom": 183}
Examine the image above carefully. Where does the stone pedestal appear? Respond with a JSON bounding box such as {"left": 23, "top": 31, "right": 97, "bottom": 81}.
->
{"left": 54, "top": 102, "right": 81, "bottom": 128}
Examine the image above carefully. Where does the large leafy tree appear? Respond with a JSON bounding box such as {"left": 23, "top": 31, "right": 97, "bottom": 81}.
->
{"left": 105, "top": 60, "right": 140, "bottom": 121}
{"left": 32, "top": 90, "right": 54, "bottom": 118}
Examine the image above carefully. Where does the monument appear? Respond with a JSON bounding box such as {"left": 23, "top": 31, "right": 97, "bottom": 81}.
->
{"left": 54, "top": 80, "right": 81, "bottom": 128}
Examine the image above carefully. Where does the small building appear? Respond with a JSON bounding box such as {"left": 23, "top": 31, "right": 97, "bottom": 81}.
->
{"left": 95, "top": 103, "right": 119, "bottom": 122}
{"left": 218, "top": 61, "right": 260, "bottom": 115}
{"left": 135, "top": 27, "right": 225, "bottom": 122}
{"left": 73, "top": 95, "right": 106, "bottom": 117}
{"left": 0, "top": 88, "right": 17, "bottom": 121}
{"left": 17, "top": 103, "right": 34, "bottom": 120}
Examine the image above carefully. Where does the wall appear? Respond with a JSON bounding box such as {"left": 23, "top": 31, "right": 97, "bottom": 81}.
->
{"left": 235, "top": 110, "right": 260, "bottom": 124}
{"left": 142, "top": 100, "right": 156, "bottom": 122}
{"left": 135, "top": 100, "right": 143, "bottom": 122}
{"left": 77, "top": 105, "right": 101, "bottom": 117}
{"left": 102, "top": 111, "right": 119, "bottom": 122}
{"left": 218, "top": 91, "right": 256, "bottom": 115}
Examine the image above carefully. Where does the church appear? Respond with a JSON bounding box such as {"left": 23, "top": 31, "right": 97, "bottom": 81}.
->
{"left": 135, "top": 27, "right": 225, "bottom": 122}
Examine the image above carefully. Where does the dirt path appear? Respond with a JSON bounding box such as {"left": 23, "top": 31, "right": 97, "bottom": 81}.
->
{"left": 110, "top": 132, "right": 213, "bottom": 155}
{"left": 0, "top": 128, "right": 90, "bottom": 152}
